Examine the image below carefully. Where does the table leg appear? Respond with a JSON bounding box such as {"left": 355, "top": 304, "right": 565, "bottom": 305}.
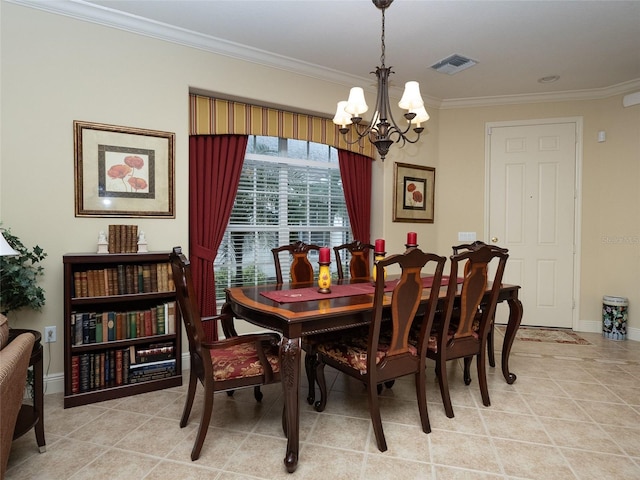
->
{"left": 501, "top": 296, "right": 523, "bottom": 384}
{"left": 32, "top": 344, "right": 46, "bottom": 452}
{"left": 280, "top": 336, "right": 300, "bottom": 473}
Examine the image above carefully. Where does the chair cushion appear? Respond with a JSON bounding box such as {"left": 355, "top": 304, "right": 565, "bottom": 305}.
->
{"left": 211, "top": 342, "right": 280, "bottom": 381}
{"left": 316, "top": 327, "right": 417, "bottom": 374}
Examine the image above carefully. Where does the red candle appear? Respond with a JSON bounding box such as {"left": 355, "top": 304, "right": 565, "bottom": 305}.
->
{"left": 407, "top": 232, "right": 417, "bottom": 245}
{"left": 319, "top": 247, "right": 330, "bottom": 263}
{"left": 374, "top": 238, "right": 385, "bottom": 253}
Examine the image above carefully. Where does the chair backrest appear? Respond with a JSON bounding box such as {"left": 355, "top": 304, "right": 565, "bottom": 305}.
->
{"left": 368, "top": 248, "right": 447, "bottom": 377}
{"left": 169, "top": 247, "right": 212, "bottom": 381}
{"left": 333, "top": 240, "right": 374, "bottom": 280}
{"left": 441, "top": 245, "right": 509, "bottom": 347}
{"left": 452, "top": 240, "right": 509, "bottom": 279}
{"left": 271, "top": 241, "right": 321, "bottom": 284}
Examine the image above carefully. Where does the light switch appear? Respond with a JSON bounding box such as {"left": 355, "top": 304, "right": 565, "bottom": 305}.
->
{"left": 457, "top": 232, "right": 477, "bottom": 242}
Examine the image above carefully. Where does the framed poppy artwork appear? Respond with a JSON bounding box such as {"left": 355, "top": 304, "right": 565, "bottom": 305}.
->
{"left": 74, "top": 121, "right": 175, "bottom": 217}
{"left": 393, "top": 162, "right": 435, "bottom": 223}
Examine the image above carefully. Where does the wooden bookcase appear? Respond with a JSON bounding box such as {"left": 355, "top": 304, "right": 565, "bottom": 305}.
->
{"left": 63, "top": 252, "right": 182, "bottom": 408}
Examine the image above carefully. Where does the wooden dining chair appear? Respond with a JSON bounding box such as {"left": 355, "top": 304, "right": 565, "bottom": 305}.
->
{"left": 451, "top": 241, "right": 509, "bottom": 369}
{"left": 427, "top": 244, "right": 508, "bottom": 418}
{"left": 169, "top": 247, "right": 281, "bottom": 461}
{"left": 270, "top": 240, "right": 326, "bottom": 403}
{"left": 271, "top": 240, "right": 321, "bottom": 284}
{"left": 313, "top": 248, "right": 447, "bottom": 452}
{"left": 333, "top": 240, "right": 375, "bottom": 280}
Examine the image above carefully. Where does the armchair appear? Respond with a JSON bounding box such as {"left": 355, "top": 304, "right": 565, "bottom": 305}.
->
{"left": 1, "top": 318, "right": 35, "bottom": 477}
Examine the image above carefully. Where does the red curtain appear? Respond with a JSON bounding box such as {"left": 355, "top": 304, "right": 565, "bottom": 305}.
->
{"left": 338, "top": 150, "right": 373, "bottom": 243}
{"left": 189, "top": 135, "right": 248, "bottom": 339}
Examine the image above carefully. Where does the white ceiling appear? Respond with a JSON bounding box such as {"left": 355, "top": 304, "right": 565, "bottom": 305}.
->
{"left": 15, "top": 0, "right": 640, "bottom": 106}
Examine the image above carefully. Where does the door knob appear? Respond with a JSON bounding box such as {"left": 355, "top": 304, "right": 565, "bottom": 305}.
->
{"left": 491, "top": 237, "right": 499, "bottom": 243}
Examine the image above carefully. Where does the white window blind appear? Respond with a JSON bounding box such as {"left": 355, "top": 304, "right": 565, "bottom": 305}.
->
{"left": 214, "top": 136, "right": 351, "bottom": 302}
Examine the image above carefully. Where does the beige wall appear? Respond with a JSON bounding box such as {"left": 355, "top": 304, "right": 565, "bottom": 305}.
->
{"left": 1, "top": 4, "right": 638, "bottom": 387}
{"left": 436, "top": 98, "right": 640, "bottom": 334}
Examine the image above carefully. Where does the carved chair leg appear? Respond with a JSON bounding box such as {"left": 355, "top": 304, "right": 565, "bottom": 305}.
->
{"left": 415, "top": 371, "right": 431, "bottom": 434}
{"left": 180, "top": 369, "right": 198, "bottom": 428}
{"left": 477, "top": 353, "right": 491, "bottom": 407}
{"left": 463, "top": 356, "right": 473, "bottom": 385}
{"left": 191, "top": 380, "right": 214, "bottom": 461}
{"left": 367, "top": 379, "right": 387, "bottom": 452}
{"left": 254, "top": 386, "right": 263, "bottom": 402}
{"left": 487, "top": 319, "right": 496, "bottom": 368}
{"left": 314, "top": 359, "right": 328, "bottom": 412}
{"left": 437, "top": 359, "right": 454, "bottom": 418}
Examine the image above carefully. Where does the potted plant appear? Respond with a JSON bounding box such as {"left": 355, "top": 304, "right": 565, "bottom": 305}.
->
{"left": 0, "top": 225, "right": 46, "bottom": 401}
{"left": 0, "top": 226, "right": 47, "bottom": 318}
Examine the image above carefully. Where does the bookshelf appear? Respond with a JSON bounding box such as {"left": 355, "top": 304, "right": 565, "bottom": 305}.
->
{"left": 63, "top": 252, "right": 182, "bottom": 408}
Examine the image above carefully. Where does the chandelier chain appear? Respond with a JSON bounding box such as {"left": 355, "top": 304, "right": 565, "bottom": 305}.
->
{"left": 380, "top": 7, "right": 386, "bottom": 67}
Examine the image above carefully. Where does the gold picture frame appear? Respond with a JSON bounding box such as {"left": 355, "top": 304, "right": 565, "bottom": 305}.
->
{"left": 393, "top": 162, "right": 435, "bottom": 223}
{"left": 74, "top": 121, "right": 175, "bottom": 218}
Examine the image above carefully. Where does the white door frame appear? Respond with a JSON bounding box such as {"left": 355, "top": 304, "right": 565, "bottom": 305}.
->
{"left": 484, "top": 117, "right": 583, "bottom": 331}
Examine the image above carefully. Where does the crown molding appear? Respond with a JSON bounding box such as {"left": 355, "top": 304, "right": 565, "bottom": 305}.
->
{"left": 439, "top": 78, "right": 640, "bottom": 109}
{"left": 8, "top": 0, "right": 638, "bottom": 110}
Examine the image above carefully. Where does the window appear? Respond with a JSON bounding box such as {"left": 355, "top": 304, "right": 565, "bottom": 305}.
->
{"left": 214, "top": 136, "right": 351, "bottom": 302}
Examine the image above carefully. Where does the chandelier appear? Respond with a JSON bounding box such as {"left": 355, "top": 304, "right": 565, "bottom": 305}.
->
{"left": 332, "top": 0, "right": 428, "bottom": 161}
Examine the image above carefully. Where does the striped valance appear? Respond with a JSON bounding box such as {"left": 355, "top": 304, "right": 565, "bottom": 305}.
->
{"left": 189, "top": 94, "right": 375, "bottom": 159}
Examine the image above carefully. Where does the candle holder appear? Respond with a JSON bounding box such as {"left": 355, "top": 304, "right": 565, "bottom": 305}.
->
{"left": 372, "top": 251, "right": 387, "bottom": 282}
{"left": 317, "top": 261, "right": 332, "bottom": 293}
{"left": 405, "top": 243, "right": 419, "bottom": 249}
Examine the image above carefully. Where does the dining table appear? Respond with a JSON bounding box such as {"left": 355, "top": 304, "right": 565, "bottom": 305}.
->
{"left": 224, "top": 277, "right": 523, "bottom": 473}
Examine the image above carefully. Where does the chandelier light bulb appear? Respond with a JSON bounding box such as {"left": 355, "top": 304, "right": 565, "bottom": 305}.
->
{"left": 333, "top": 101, "right": 353, "bottom": 128}
{"left": 398, "top": 81, "right": 424, "bottom": 110}
{"left": 344, "top": 87, "right": 369, "bottom": 116}
{"left": 409, "top": 106, "right": 430, "bottom": 127}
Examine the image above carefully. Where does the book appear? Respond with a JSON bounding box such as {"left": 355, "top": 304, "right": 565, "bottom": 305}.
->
{"left": 79, "top": 354, "right": 90, "bottom": 392}
{"left": 88, "top": 312, "right": 97, "bottom": 343}
{"left": 156, "top": 304, "right": 166, "bottom": 335}
{"left": 107, "top": 311, "right": 116, "bottom": 341}
{"left": 82, "top": 313, "right": 90, "bottom": 345}
{"left": 117, "top": 265, "right": 126, "bottom": 295}
{"left": 108, "top": 224, "right": 116, "bottom": 253}
{"left": 116, "top": 349, "right": 123, "bottom": 386}
{"left": 123, "top": 348, "right": 131, "bottom": 384}
{"left": 142, "top": 265, "right": 152, "bottom": 293}
{"left": 116, "top": 312, "right": 125, "bottom": 340}
{"left": 95, "top": 313, "right": 103, "bottom": 343}
{"left": 71, "top": 356, "right": 80, "bottom": 394}
{"left": 75, "top": 313, "right": 84, "bottom": 345}
{"left": 166, "top": 301, "right": 176, "bottom": 335}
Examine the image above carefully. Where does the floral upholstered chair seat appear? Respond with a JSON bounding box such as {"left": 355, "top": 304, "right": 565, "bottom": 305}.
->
{"left": 212, "top": 342, "right": 280, "bottom": 381}
{"left": 315, "top": 327, "right": 418, "bottom": 375}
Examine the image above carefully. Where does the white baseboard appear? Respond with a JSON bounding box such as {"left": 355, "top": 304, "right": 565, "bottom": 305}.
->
{"left": 577, "top": 319, "right": 639, "bottom": 341}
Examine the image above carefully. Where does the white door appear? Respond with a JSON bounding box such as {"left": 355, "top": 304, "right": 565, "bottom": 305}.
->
{"left": 488, "top": 120, "right": 578, "bottom": 328}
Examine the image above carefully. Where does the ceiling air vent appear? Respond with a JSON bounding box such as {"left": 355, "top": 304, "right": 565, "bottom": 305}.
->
{"left": 431, "top": 54, "right": 477, "bottom": 75}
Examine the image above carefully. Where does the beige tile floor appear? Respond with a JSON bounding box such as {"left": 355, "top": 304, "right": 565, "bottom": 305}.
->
{"left": 6, "top": 330, "right": 640, "bottom": 479}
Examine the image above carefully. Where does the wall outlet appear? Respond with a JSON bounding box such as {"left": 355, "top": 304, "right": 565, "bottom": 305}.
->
{"left": 44, "top": 326, "right": 56, "bottom": 343}
{"left": 457, "top": 231, "right": 477, "bottom": 242}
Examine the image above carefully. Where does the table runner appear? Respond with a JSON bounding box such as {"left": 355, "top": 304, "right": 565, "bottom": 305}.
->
{"left": 261, "top": 275, "right": 453, "bottom": 304}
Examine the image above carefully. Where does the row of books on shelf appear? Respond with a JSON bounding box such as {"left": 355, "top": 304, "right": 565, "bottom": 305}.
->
{"left": 73, "top": 262, "right": 174, "bottom": 298}
{"left": 70, "top": 301, "right": 176, "bottom": 345}
{"left": 71, "top": 346, "right": 177, "bottom": 393}
{"left": 108, "top": 224, "right": 139, "bottom": 254}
